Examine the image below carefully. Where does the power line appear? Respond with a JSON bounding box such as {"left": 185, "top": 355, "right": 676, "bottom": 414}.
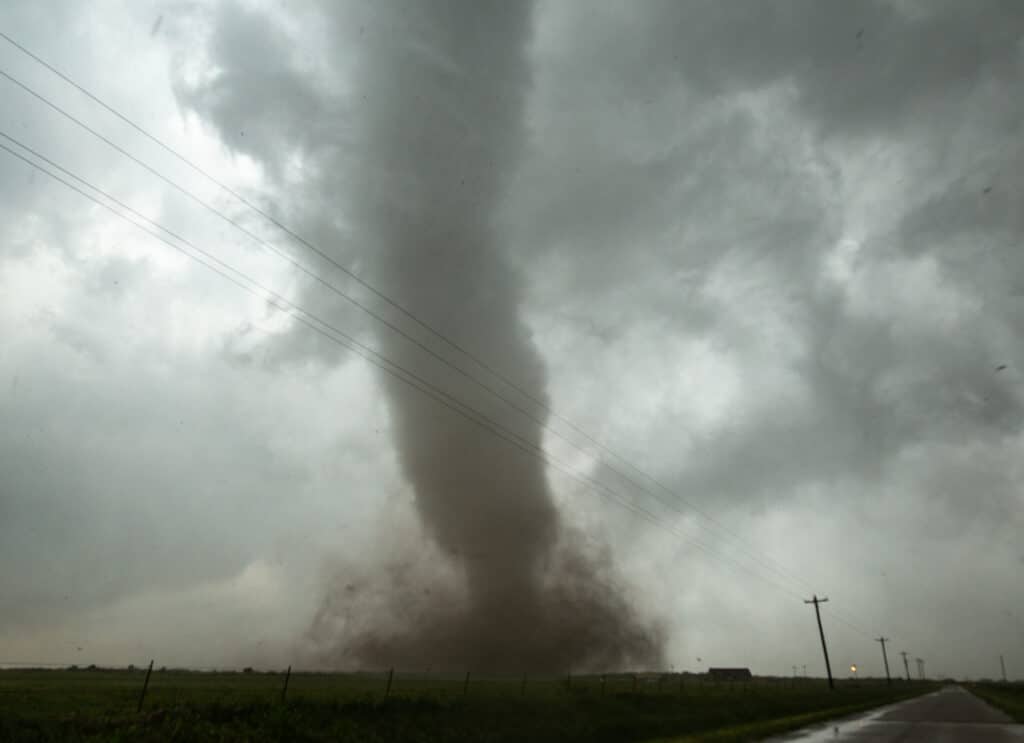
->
{"left": 0, "top": 135, "right": 817, "bottom": 612}
{"left": 0, "top": 138, "right": 591, "bottom": 502}
{"left": 0, "top": 36, "right": 828, "bottom": 602}
{"left": 0, "top": 68, "right": 885, "bottom": 639}
{"left": 0, "top": 27, "right": 634, "bottom": 453}
{"left": 0, "top": 39, "right": 894, "bottom": 637}
{"left": 0, "top": 125, "right": 815, "bottom": 613}
{"left": 0, "top": 65, "right": 840, "bottom": 618}
{"left": 821, "top": 610, "right": 876, "bottom": 641}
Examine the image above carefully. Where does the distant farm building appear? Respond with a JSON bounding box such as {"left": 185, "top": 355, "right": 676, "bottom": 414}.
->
{"left": 707, "top": 667, "right": 752, "bottom": 681}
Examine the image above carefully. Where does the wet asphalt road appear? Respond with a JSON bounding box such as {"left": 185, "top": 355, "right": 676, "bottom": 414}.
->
{"left": 767, "top": 685, "right": 1023, "bottom": 742}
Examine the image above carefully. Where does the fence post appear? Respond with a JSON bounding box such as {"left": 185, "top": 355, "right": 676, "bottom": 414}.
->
{"left": 136, "top": 659, "right": 154, "bottom": 713}
{"left": 281, "top": 665, "right": 291, "bottom": 703}
{"left": 463, "top": 671, "right": 471, "bottom": 697}
{"left": 385, "top": 668, "right": 394, "bottom": 698}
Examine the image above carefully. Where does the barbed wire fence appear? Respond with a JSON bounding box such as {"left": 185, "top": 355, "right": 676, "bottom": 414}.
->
{"left": 1, "top": 662, "right": 901, "bottom": 714}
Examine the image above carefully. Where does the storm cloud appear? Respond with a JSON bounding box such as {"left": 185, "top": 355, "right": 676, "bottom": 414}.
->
{"left": 1, "top": 0, "right": 1022, "bottom": 681}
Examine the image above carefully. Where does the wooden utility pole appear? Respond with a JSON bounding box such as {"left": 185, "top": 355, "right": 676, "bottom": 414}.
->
{"left": 281, "top": 665, "right": 291, "bottom": 703}
{"left": 900, "top": 651, "right": 911, "bottom": 681}
{"left": 1001, "top": 655, "right": 1007, "bottom": 682}
{"left": 916, "top": 658, "right": 925, "bottom": 680}
{"left": 875, "top": 637, "right": 892, "bottom": 685}
{"left": 804, "top": 595, "right": 834, "bottom": 690}
{"left": 136, "top": 659, "right": 154, "bottom": 713}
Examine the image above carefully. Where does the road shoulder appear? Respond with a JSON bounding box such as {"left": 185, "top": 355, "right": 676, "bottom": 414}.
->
{"left": 966, "top": 684, "right": 1024, "bottom": 723}
{"left": 645, "top": 691, "right": 930, "bottom": 743}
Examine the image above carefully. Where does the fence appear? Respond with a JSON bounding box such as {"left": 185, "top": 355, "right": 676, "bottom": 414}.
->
{"left": 0, "top": 663, "right": 893, "bottom": 713}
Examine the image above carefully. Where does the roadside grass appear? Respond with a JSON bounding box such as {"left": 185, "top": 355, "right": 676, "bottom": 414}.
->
{"left": 0, "top": 668, "right": 932, "bottom": 742}
{"left": 966, "top": 682, "right": 1024, "bottom": 722}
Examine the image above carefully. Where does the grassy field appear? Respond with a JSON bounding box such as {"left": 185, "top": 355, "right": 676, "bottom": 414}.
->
{"left": 967, "top": 682, "right": 1024, "bottom": 722}
{"left": 0, "top": 667, "right": 932, "bottom": 742}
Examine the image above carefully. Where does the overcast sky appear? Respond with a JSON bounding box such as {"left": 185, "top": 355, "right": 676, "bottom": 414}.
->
{"left": 1, "top": 0, "right": 1023, "bottom": 680}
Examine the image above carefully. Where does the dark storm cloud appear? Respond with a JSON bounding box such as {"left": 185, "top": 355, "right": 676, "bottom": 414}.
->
{"left": 514, "top": 0, "right": 1024, "bottom": 290}
{"left": 170, "top": 0, "right": 1024, "bottom": 672}
{"left": 538, "top": 0, "right": 1023, "bottom": 136}
{"left": 506, "top": 0, "right": 1024, "bottom": 519}
{"left": 4, "top": 0, "right": 1023, "bottom": 678}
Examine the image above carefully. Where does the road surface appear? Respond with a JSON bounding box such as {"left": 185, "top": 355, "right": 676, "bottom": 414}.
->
{"left": 768, "top": 685, "right": 1023, "bottom": 742}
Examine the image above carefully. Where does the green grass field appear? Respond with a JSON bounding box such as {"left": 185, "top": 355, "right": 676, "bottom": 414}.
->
{"left": 966, "top": 682, "right": 1024, "bottom": 722}
{"left": 0, "top": 667, "right": 933, "bottom": 742}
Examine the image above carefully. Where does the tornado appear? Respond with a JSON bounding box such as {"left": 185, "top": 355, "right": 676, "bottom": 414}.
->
{"left": 312, "top": 0, "right": 663, "bottom": 673}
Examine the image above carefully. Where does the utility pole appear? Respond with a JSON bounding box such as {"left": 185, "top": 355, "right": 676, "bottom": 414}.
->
{"left": 804, "top": 595, "right": 834, "bottom": 690}
{"left": 876, "top": 637, "right": 892, "bottom": 685}
{"left": 900, "top": 651, "right": 911, "bottom": 681}
{"left": 802, "top": 665, "right": 807, "bottom": 677}
{"left": 136, "top": 659, "right": 154, "bottom": 713}
{"left": 1001, "top": 655, "right": 1007, "bottom": 682}
{"left": 916, "top": 658, "right": 924, "bottom": 680}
